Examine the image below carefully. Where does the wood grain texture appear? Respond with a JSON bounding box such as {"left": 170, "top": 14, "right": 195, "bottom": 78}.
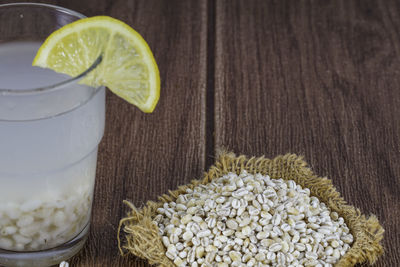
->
{"left": 85, "top": 1, "right": 208, "bottom": 266}
{"left": 214, "top": 0, "right": 399, "bottom": 266}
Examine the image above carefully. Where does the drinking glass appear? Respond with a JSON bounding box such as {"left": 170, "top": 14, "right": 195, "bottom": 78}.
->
{"left": 0, "top": 3, "right": 105, "bottom": 266}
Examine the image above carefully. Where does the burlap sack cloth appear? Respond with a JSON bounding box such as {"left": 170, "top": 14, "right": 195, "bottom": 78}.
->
{"left": 117, "top": 152, "right": 384, "bottom": 267}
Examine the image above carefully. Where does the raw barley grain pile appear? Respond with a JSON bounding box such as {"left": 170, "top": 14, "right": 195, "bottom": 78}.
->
{"left": 153, "top": 171, "right": 353, "bottom": 267}
{"left": 118, "top": 153, "right": 384, "bottom": 267}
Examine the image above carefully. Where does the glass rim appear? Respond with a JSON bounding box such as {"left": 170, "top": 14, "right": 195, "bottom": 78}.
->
{"left": 0, "top": 2, "right": 102, "bottom": 95}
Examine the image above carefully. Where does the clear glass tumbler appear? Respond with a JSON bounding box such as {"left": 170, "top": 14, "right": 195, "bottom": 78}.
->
{"left": 0, "top": 3, "right": 105, "bottom": 266}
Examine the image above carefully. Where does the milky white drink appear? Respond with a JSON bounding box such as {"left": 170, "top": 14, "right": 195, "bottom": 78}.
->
{"left": 0, "top": 42, "right": 105, "bottom": 251}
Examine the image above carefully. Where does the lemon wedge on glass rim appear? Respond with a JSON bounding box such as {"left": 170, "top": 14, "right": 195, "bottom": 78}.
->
{"left": 33, "top": 16, "right": 160, "bottom": 113}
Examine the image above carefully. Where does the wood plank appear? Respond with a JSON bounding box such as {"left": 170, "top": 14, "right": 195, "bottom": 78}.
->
{"left": 9, "top": 0, "right": 209, "bottom": 266}
{"left": 214, "top": 1, "right": 400, "bottom": 266}
{"left": 85, "top": 1, "right": 208, "bottom": 266}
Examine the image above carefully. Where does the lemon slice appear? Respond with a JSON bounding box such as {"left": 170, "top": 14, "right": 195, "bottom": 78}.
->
{"left": 33, "top": 16, "right": 160, "bottom": 113}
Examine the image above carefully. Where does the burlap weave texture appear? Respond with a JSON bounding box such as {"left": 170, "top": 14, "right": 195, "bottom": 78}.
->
{"left": 118, "top": 152, "right": 384, "bottom": 267}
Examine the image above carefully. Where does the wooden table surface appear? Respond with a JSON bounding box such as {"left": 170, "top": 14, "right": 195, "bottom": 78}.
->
{"left": 5, "top": 0, "right": 399, "bottom": 266}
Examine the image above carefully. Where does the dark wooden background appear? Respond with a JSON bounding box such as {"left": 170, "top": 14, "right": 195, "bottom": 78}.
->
{"left": 4, "top": 0, "right": 399, "bottom": 266}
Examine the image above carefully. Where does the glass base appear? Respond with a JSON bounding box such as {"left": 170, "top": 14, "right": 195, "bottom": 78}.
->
{"left": 0, "top": 223, "right": 89, "bottom": 267}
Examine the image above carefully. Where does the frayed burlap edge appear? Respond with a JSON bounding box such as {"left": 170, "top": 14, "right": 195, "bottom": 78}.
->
{"left": 117, "top": 152, "right": 384, "bottom": 267}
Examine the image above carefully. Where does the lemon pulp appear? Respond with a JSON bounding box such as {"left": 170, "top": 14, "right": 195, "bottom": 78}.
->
{"left": 33, "top": 16, "right": 160, "bottom": 113}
